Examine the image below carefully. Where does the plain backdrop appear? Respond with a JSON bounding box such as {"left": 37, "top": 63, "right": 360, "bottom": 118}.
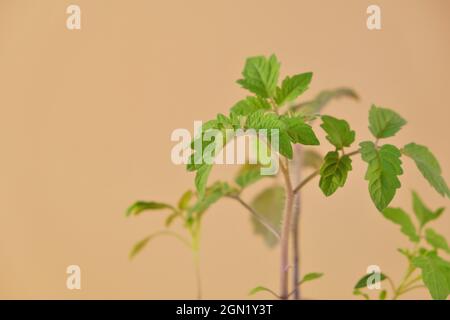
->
{"left": 0, "top": 0, "right": 449, "bottom": 299}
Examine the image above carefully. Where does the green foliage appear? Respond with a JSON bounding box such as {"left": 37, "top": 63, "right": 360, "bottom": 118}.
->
{"left": 246, "top": 110, "right": 293, "bottom": 158}
{"left": 129, "top": 236, "right": 151, "bottom": 259}
{"left": 250, "top": 186, "right": 284, "bottom": 247}
{"left": 368, "top": 105, "right": 407, "bottom": 139}
{"left": 299, "top": 272, "right": 324, "bottom": 285}
{"left": 249, "top": 272, "right": 323, "bottom": 298}
{"left": 281, "top": 115, "right": 320, "bottom": 146}
{"left": 412, "top": 191, "right": 445, "bottom": 227}
{"left": 129, "top": 231, "right": 189, "bottom": 260}
{"left": 248, "top": 286, "right": 279, "bottom": 298}
{"left": 360, "top": 141, "right": 403, "bottom": 211}
{"left": 367, "top": 192, "right": 450, "bottom": 300}
{"left": 195, "top": 164, "right": 213, "bottom": 199}
{"left": 381, "top": 208, "right": 419, "bottom": 242}
{"left": 402, "top": 143, "right": 450, "bottom": 197}
{"left": 353, "top": 289, "right": 370, "bottom": 300}
{"left": 237, "top": 55, "right": 280, "bottom": 98}
{"left": 165, "top": 211, "right": 181, "bottom": 227}
{"left": 354, "top": 272, "right": 387, "bottom": 289}
{"left": 178, "top": 190, "right": 193, "bottom": 210}
{"left": 413, "top": 251, "right": 450, "bottom": 300}
{"left": 230, "top": 96, "right": 271, "bottom": 116}
{"left": 319, "top": 151, "right": 352, "bottom": 196}
{"left": 186, "top": 120, "right": 220, "bottom": 172}
{"left": 127, "top": 54, "right": 450, "bottom": 300}
{"left": 274, "top": 73, "right": 312, "bottom": 106}
{"left": 425, "top": 228, "right": 450, "bottom": 253}
{"left": 188, "top": 182, "right": 234, "bottom": 217}
{"left": 320, "top": 115, "right": 355, "bottom": 149}
{"left": 126, "top": 201, "right": 175, "bottom": 217}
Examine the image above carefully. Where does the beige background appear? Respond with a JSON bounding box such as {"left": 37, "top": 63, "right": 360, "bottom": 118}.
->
{"left": 0, "top": 0, "right": 449, "bottom": 299}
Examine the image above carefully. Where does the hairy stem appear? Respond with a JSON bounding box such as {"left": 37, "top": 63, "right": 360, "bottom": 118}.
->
{"left": 293, "top": 170, "right": 319, "bottom": 194}
{"left": 290, "top": 145, "right": 302, "bottom": 300}
{"left": 280, "top": 159, "right": 294, "bottom": 300}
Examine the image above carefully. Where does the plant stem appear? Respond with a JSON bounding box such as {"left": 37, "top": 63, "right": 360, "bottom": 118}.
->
{"left": 278, "top": 148, "right": 359, "bottom": 300}
{"left": 280, "top": 158, "right": 294, "bottom": 300}
{"left": 398, "top": 285, "right": 426, "bottom": 295}
{"left": 227, "top": 195, "right": 281, "bottom": 239}
{"left": 392, "top": 263, "right": 416, "bottom": 300}
{"left": 290, "top": 144, "right": 302, "bottom": 300}
{"left": 402, "top": 274, "right": 422, "bottom": 289}
{"left": 191, "top": 223, "right": 202, "bottom": 299}
{"left": 293, "top": 170, "right": 319, "bottom": 194}
{"left": 193, "top": 248, "right": 202, "bottom": 299}
{"left": 292, "top": 148, "right": 361, "bottom": 194}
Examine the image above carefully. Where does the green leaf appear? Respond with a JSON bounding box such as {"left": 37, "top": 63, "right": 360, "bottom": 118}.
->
{"left": 381, "top": 208, "right": 419, "bottom": 242}
{"left": 246, "top": 110, "right": 283, "bottom": 130}
{"left": 250, "top": 186, "right": 284, "bottom": 248}
{"left": 126, "top": 201, "right": 174, "bottom": 217}
{"left": 291, "top": 87, "right": 359, "bottom": 115}
{"left": 398, "top": 248, "right": 414, "bottom": 261}
{"left": 425, "top": 228, "right": 450, "bottom": 253}
{"left": 248, "top": 286, "right": 279, "bottom": 298}
{"left": 195, "top": 164, "right": 212, "bottom": 199}
{"left": 299, "top": 272, "right": 324, "bottom": 285}
{"left": 274, "top": 72, "right": 312, "bottom": 106}
{"left": 379, "top": 290, "right": 387, "bottom": 300}
{"left": 129, "top": 231, "right": 190, "bottom": 259}
{"left": 360, "top": 141, "right": 403, "bottom": 211}
{"left": 216, "top": 113, "right": 234, "bottom": 130}
{"left": 235, "top": 164, "right": 265, "bottom": 189}
{"left": 246, "top": 110, "right": 293, "bottom": 159}
{"left": 319, "top": 151, "right": 352, "bottom": 196}
{"left": 187, "top": 120, "right": 220, "bottom": 172}
{"left": 237, "top": 55, "right": 280, "bottom": 98}
{"left": 320, "top": 115, "right": 355, "bottom": 149}
{"left": 178, "top": 190, "right": 193, "bottom": 210}
{"left": 402, "top": 143, "right": 450, "bottom": 197}
{"left": 189, "top": 182, "right": 232, "bottom": 217}
{"left": 413, "top": 251, "right": 450, "bottom": 300}
{"left": 278, "top": 135, "right": 294, "bottom": 159}
{"left": 230, "top": 96, "right": 271, "bottom": 116}
{"left": 412, "top": 191, "right": 445, "bottom": 227}
{"left": 368, "top": 105, "right": 407, "bottom": 139}
{"left": 129, "top": 237, "right": 151, "bottom": 259}
{"left": 165, "top": 211, "right": 181, "bottom": 227}
{"left": 353, "top": 289, "right": 370, "bottom": 300}
{"left": 354, "top": 272, "right": 387, "bottom": 289}
{"left": 281, "top": 115, "right": 320, "bottom": 146}
{"left": 302, "top": 149, "right": 323, "bottom": 170}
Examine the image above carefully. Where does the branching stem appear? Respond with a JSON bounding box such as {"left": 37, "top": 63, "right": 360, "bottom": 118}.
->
{"left": 227, "top": 195, "right": 281, "bottom": 239}
{"left": 292, "top": 148, "right": 360, "bottom": 194}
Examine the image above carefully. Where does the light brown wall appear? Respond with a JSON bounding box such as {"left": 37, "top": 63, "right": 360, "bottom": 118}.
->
{"left": 0, "top": 0, "right": 449, "bottom": 299}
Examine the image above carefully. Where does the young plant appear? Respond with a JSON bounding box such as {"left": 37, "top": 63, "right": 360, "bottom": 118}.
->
{"left": 353, "top": 191, "right": 449, "bottom": 300}
{"left": 125, "top": 183, "right": 237, "bottom": 299}
{"left": 127, "top": 54, "right": 449, "bottom": 299}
